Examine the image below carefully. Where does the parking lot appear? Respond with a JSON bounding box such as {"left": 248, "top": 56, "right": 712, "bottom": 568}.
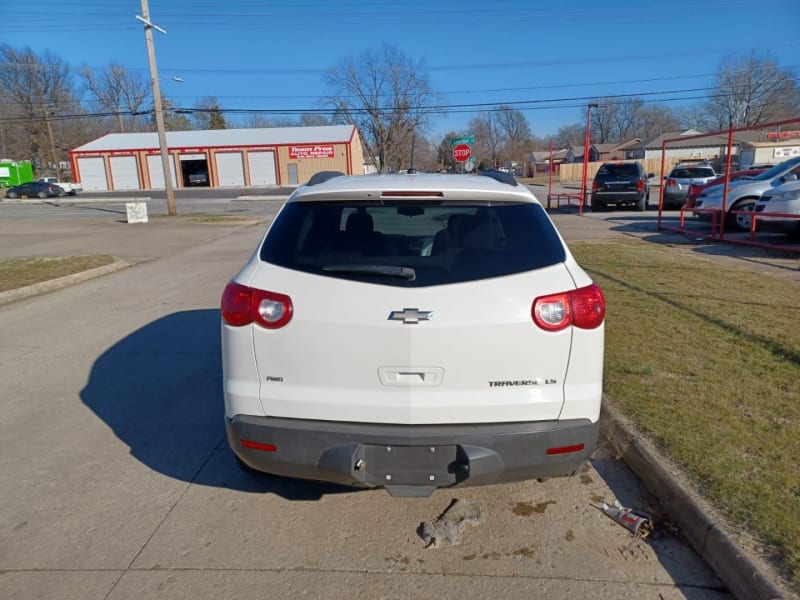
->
{"left": 1, "top": 191, "right": 796, "bottom": 599}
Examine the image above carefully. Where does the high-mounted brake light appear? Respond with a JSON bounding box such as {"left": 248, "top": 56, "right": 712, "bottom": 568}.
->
{"left": 381, "top": 191, "right": 444, "bottom": 197}
{"left": 221, "top": 282, "right": 293, "bottom": 329}
{"left": 532, "top": 283, "right": 605, "bottom": 332}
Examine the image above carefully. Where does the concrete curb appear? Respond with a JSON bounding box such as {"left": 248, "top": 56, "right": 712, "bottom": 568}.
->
{"left": 0, "top": 259, "right": 131, "bottom": 306}
{"left": 600, "top": 401, "right": 789, "bottom": 600}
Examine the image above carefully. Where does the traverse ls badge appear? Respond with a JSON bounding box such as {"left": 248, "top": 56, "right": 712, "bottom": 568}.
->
{"left": 388, "top": 308, "right": 433, "bottom": 324}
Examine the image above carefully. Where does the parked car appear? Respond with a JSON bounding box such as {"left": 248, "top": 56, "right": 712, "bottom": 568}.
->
{"left": 37, "top": 177, "right": 82, "bottom": 195}
{"left": 4, "top": 181, "right": 63, "bottom": 199}
{"left": 683, "top": 169, "right": 768, "bottom": 209}
{"left": 662, "top": 164, "right": 718, "bottom": 209}
{"left": 754, "top": 179, "right": 800, "bottom": 237}
{"left": 694, "top": 156, "right": 800, "bottom": 231}
{"left": 221, "top": 170, "right": 606, "bottom": 497}
{"left": 590, "top": 162, "right": 653, "bottom": 212}
{"left": 188, "top": 172, "right": 209, "bottom": 186}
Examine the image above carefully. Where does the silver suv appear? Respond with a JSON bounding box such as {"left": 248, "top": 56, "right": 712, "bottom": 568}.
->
{"left": 221, "top": 170, "right": 606, "bottom": 497}
{"left": 662, "top": 164, "right": 717, "bottom": 209}
{"left": 694, "top": 157, "right": 800, "bottom": 231}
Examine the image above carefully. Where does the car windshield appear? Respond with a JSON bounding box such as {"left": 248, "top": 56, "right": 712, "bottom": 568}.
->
{"left": 749, "top": 157, "right": 800, "bottom": 181}
{"left": 260, "top": 201, "right": 566, "bottom": 287}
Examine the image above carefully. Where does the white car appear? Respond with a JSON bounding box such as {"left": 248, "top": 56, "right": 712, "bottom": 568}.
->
{"left": 221, "top": 170, "right": 605, "bottom": 497}
{"left": 754, "top": 179, "right": 800, "bottom": 238}
{"left": 694, "top": 157, "right": 800, "bottom": 231}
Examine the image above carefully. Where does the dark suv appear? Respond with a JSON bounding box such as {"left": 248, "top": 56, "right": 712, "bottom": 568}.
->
{"left": 591, "top": 162, "right": 653, "bottom": 212}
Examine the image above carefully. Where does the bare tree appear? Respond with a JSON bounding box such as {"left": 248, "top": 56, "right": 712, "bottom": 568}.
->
{"left": 325, "top": 43, "right": 438, "bottom": 172}
{"left": 469, "top": 112, "right": 503, "bottom": 167}
{"left": 587, "top": 99, "right": 617, "bottom": 143}
{"left": 191, "top": 96, "right": 227, "bottom": 130}
{"left": 81, "top": 63, "right": 150, "bottom": 133}
{"left": 495, "top": 105, "right": 532, "bottom": 169}
{"left": 704, "top": 51, "right": 800, "bottom": 129}
{"left": 0, "top": 45, "right": 77, "bottom": 177}
{"left": 635, "top": 104, "right": 681, "bottom": 140}
{"left": 553, "top": 123, "right": 585, "bottom": 149}
{"left": 300, "top": 113, "right": 331, "bottom": 127}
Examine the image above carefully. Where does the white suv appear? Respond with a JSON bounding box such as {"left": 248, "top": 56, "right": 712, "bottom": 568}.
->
{"left": 221, "top": 171, "right": 605, "bottom": 497}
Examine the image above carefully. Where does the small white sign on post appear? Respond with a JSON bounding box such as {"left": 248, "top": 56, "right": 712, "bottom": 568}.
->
{"left": 126, "top": 201, "right": 149, "bottom": 223}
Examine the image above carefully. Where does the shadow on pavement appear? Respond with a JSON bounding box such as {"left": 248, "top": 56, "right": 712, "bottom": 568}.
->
{"left": 80, "top": 309, "right": 350, "bottom": 500}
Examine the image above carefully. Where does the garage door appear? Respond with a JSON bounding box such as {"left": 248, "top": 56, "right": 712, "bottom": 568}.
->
{"left": 247, "top": 151, "right": 277, "bottom": 185}
{"left": 215, "top": 152, "right": 245, "bottom": 187}
{"left": 110, "top": 156, "right": 140, "bottom": 190}
{"left": 147, "top": 154, "right": 177, "bottom": 189}
{"left": 77, "top": 157, "right": 108, "bottom": 191}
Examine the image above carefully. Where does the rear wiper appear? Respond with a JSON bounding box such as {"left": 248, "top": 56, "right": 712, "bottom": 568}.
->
{"left": 323, "top": 264, "right": 416, "bottom": 280}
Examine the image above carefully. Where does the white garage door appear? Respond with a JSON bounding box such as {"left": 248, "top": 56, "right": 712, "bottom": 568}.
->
{"left": 110, "top": 156, "right": 140, "bottom": 190}
{"left": 215, "top": 152, "right": 245, "bottom": 187}
{"left": 147, "top": 154, "right": 177, "bottom": 189}
{"left": 247, "top": 151, "right": 277, "bottom": 186}
{"left": 77, "top": 157, "right": 108, "bottom": 191}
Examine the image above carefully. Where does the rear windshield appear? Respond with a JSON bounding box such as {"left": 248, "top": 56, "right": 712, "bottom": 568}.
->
{"left": 260, "top": 201, "right": 566, "bottom": 287}
{"left": 595, "top": 163, "right": 639, "bottom": 177}
{"left": 670, "top": 167, "right": 715, "bottom": 178}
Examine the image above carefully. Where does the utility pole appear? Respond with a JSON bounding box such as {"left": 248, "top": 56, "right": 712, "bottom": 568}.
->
{"left": 137, "top": 0, "right": 176, "bottom": 216}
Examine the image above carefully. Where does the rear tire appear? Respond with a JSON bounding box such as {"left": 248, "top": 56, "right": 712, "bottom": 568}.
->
{"left": 37, "top": 191, "right": 47, "bottom": 199}
{"left": 636, "top": 194, "right": 647, "bottom": 212}
{"left": 727, "top": 200, "right": 756, "bottom": 232}
{"left": 591, "top": 197, "right": 603, "bottom": 212}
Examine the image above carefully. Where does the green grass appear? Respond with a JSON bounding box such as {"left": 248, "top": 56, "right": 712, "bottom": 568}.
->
{"left": 570, "top": 240, "right": 800, "bottom": 588}
{"left": 0, "top": 255, "right": 116, "bottom": 292}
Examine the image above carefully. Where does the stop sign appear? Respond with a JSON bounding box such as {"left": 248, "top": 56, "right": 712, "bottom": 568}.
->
{"left": 453, "top": 143, "right": 471, "bottom": 163}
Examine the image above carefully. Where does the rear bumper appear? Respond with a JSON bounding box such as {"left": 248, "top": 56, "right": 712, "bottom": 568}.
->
{"left": 227, "top": 415, "right": 599, "bottom": 496}
{"left": 591, "top": 191, "right": 644, "bottom": 204}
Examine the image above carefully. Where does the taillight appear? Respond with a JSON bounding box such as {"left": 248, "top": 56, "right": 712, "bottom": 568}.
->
{"left": 532, "top": 283, "right": 605, "bottom": 332}
{"left": 666, "top": 178, "right": 676, "bottom": 187}
{"left": 637, "top": 179, "right": 644, "bottom": 192}
{"left": 592, "top": 180, "right": 598, "bottom": 193}
{"left": 221, "top": 282, "right": 293, "bottom": 329}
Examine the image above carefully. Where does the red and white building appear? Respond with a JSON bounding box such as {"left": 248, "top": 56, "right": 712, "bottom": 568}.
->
{"left": 69, "top": 125, "right": 364, "bottom": 191}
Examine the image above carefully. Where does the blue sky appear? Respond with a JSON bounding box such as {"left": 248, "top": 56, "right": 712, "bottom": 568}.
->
{"left": 3, "top": 0, "right": 798, "bottom": 141}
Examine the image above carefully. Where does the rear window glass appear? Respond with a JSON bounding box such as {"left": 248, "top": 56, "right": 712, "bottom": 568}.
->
{"left": 670, "top": 167, "right": 715, "bottom": 178}
{"left": 260, "top": 201, "right": 566, "bottom": 287}
{"left": 595, "top": 164, "right": 640, "bottom": 177}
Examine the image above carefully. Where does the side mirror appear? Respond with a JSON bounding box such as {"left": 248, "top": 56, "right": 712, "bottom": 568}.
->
{"left": 647, "top": 173, "right": 655, "bottom": 179}
{"left": 783, "top": 173, "right": 798, "bottom": 182}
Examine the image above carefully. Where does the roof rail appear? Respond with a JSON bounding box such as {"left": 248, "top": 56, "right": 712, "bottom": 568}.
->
{"left": 478, "top": 169, "right": 518, "bottom": 186}
{"left": 307, "top": 171, "right": 345, "bottom": 186}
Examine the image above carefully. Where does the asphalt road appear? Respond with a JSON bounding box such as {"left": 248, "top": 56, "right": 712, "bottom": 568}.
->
{"left": 0, "top": 196, "right": 746, "bottom": 600}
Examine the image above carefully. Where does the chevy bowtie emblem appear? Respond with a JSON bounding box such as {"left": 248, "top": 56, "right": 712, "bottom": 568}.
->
{"left": 388, "top": 308, "right": 433, "bottom": 324}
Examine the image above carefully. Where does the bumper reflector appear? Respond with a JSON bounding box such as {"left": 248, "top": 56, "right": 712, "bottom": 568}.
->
{"left": 546, "top": 443, "right": 584, "bottom": 456}
{"left": 240, "top": 439, "right": 277, "bottom": 452}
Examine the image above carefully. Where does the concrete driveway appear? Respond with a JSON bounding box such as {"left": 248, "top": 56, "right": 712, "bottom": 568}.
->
{"left": 0, "top": 208, "right": 741, "bottom": 599}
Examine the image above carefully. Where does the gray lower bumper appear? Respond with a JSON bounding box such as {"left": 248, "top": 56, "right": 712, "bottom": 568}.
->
{"left": 227, "top": 415, "right": 599, "bottom": 496}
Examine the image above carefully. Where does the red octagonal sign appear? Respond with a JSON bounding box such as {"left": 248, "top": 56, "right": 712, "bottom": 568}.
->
{"left": 453, "top": 143, "right": 471, "bottom": 163}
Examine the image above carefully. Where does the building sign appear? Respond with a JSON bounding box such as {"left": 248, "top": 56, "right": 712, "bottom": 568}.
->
{"left": 289, "top": 145, "right": 335, "bottom": 159}
{"left": 773, "top": 147, "right": 800, "bottom": 158}
{"left": 767, "top": 131, "right": 800, "bottom": 140}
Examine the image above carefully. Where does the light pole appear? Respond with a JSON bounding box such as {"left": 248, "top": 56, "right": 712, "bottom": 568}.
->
{"left": 580, "top": 102, "right": 598, "bottom": 214}
{"left": 137, "top": 0, "right": 176, "bottom": 216}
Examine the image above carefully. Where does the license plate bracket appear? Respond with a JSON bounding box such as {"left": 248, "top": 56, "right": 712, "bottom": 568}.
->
{"left": 355, "top": 444, "right": 458, "bottom": 487}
